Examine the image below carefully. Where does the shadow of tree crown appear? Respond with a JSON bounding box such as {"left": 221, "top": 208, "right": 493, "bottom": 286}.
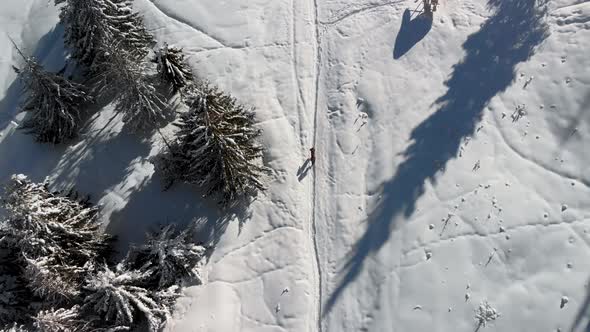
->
{"left": 325, "top": 0, "right": 549, "bottom": 314}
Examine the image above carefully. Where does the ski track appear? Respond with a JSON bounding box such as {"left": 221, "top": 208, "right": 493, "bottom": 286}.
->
{"left": 320, "top": 0, "right": 403, "bottom": 26}
{"left": 310, "top": 0, "right": 323, "bottom": 330}
{"left": 147, "top": 0, "right": 234, "bottom": 48}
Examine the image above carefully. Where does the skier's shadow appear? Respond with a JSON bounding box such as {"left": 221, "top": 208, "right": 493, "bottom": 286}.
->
{"left": 297, "top": 159, "right": 312, "bottom": 181}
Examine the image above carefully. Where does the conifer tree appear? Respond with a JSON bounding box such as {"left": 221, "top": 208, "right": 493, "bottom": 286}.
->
{"left": 32, "top": 306, "right": 87, "bottom": 332}
{"left": 157, "top": 84, "right": 266, "bottom": 206}
{"left": 1, "top": 175, "right": 113, "bottom": 308}
{"left": 92, "top": 43, "right": 170, "bottom": 131}
{"left": 23, "top": 257, "right": 81, "bottom": 304}
{"left": 81, "top": 264, "right": 177, "bottom": 332}
{"left": 153, "top": 44, "right": 193, "bottom": 93}
{"left": 0, "top": 232, "right": 34, "bottom": 326}
{"left": 54, "top": 0, "right": 154, "bottom": 71}
{"left": 12, "top": 46, "right": 91, "bottom": 143}
{"left": 2, "top": 175, "right": 112, "bottom": 267}
{"left": 124, "top": 224, "right": 206, "bottom": 289}
{"left": 0, "top": 324, "right": 29, "bottom": 332}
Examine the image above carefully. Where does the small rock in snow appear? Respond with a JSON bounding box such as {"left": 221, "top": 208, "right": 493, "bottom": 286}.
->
{"left": 566, "top": 262, "right": 573, "bottom": 269}
{"left": 429, "top": 224, "right": 435, "bottom": 230}
{"left": 499, "top": 226, "right": 506, "bottom": 233}
{"left": 465, "top": 293, "right": 471, "bottom": 301}
{"left": 275, "top": 303, "right": 281, "bottom": 313}
{"left": 425, "top": 250, "right": 432, "bottom": 260}
{"left": 281, "top": 288, "right": 289, "bottom": 295}
{"left": 561, "top": 204, "right": 568, "bottom": 212}
{"left": 543, "top": 213, "right": 548, "bottom": 218}
{"left": 413, "top": 305, "right": 422, "bottom": 310}
{"left": 505, "top": 234, "right": 510, "bottom": 240}
{"left": 560, "top": 296, "right": 568, "bottom": 308}
{"left": 448, "top": 307, "right": 452, "bottom": 312}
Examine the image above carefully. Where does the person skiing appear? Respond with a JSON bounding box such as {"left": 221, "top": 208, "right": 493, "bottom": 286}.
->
{"left": 310, "top": 147, "right": 315, "bottom": 165}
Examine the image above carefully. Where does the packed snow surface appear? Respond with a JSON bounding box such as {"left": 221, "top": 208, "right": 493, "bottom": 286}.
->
{"left": 1, "top": 0, "right": 590, "bottom": 331}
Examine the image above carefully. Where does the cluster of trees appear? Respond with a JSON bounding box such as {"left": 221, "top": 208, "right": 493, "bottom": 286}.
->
{"left": 2, "top": 0, "right": 270, "bottom": 330}
{"left": 0, "top": 175, "right": 207, "bottom": 331}
{"left": 14, "top": 0, "right": 266, "bottom": 206}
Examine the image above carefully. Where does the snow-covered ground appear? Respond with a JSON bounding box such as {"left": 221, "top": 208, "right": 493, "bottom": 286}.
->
{"left": 1, "top": 0, "right": 590, "bottom": 331}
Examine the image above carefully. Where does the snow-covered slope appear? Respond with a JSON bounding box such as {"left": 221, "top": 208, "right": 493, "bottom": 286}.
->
{"left": 1, "top": 0, "right": 589, "bottom": 331}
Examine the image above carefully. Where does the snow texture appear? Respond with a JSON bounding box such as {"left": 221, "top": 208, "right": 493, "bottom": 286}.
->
{"left": 1, "top": 0, "right": 589, "bottom": 331}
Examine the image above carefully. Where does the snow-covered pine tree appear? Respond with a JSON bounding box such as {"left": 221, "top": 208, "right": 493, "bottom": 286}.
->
{"left": 0, "top": 324, "right": 30, "bottom": 332}
{"left": 12, "top": 46, "right": 91, "bottom": 143}
{"left": 156, "top": 84, "right": 266, "bottom": 206}
{"left": 54, "top": 0, "right": 154, "bottom": 71}
{"left": 124, "top": 224, "right": 206, "bottom": 289}
{"left": 2, "top": 175, "right": 112, "bottom": 266}
{"left": 1, "top": 174, "right": 113, "bottom": 307}
{"left": 81, "top": 264, "right": 177, "bottom": 332}
{"left": 0, "top": 234, "right": 34, "bottom": 326}
{"left": 92, "top": 43, "right": 170, "bottom": 131}
{"left": 153, "top": 44, "right": 194, "bottom": 93}
{"left": 23, "top": 256, "right": 81, "bottom": 304}
{"left": 32, "top": 306, "right": 87, "bottom": 332}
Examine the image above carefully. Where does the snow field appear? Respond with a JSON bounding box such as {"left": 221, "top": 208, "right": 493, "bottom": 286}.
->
{"left": 0, "top": 0, "right": 589, "bottom": 331}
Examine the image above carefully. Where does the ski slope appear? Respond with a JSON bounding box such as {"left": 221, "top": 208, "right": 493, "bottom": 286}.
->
{"left": 1, "top": 0, "right": 590, "bottom": 331}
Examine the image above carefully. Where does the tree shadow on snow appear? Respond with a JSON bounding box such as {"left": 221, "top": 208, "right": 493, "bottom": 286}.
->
{"left": 105, "top": 170, "right": 235, "bottom": 258}
{"left": 570, "top": 278, "right": 590, "bottom": 332}
{"left": 393, "top": 9, "right": 433, "bottom": 59}
{"left": 325, "top": 0, "right": 548, "bottom": 314}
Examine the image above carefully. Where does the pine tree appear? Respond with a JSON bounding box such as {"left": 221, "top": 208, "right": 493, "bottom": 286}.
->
{"left": 81, "top": 264, "right": 177, "bottom": 332}
{"left": 153, "top": 44, "right": 193, "bottom": 93}
{"left": 0, "top": 324, "right": 30, "bottom": 332}
{"left": 2, "top": 175, "right": 113, "bottom": 267}
{"left": 23, "top": 256, "right": 81, "bottom": 304}
{"left": 32, "top": 306, "right": 87, "bottom": 332}
{"left": 0, "top": 226, "right": 35, "bottom": 326}
{"left": 92, "top": 43, "right": 170, "bottom": 132}
{"left": 124, "top": 224, "right": 206, "bottom": 289}
{"left": 54, "top": 0, "right": 154, "bottom": 71}
{"left": 1, "top": 174, "right": 113, "bottom": 308}
{"left": 156, "top": 84, "right": 266, "bottom": 206}
{"left": 12, "top": 46, "right": 91, "bottom": 143}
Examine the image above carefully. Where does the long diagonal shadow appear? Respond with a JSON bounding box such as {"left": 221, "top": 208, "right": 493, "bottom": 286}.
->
{"left": 324, "top": 0, "right": 548, "bottom": 314}
{"left": 571, "top": 277, "right": 590, "bottom": 332}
